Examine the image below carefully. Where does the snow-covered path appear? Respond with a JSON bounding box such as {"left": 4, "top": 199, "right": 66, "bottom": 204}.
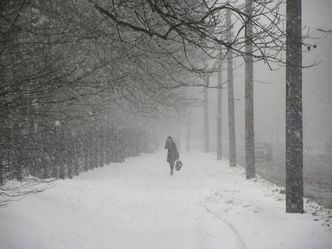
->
{"left": 1, "top": 151, "right": 331, "bottom": 249}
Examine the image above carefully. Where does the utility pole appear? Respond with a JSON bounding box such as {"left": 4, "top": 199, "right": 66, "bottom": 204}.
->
{"left": 285, "top": 0, "right": 304, "bottom": 213}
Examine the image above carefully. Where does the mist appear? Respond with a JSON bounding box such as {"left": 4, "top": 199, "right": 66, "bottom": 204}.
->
{"left": 1, "top": 0, "right": 331, "bottom": 248}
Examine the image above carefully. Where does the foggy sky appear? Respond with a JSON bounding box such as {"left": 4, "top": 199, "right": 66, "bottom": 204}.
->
{"left": 173, "top": 0, "right": 332, "bottom": 155}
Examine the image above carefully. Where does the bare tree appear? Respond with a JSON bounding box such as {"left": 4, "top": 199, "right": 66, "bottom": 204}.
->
{"left": 0, "top": 0, "right": 186, "bottom": 187}
{"left": 89, "top": 0, "right": 285, "bottom": 72}
{"left": 226, "top": 9, "right": 236, "bottom": 167}
{"left": 204, "top": 75, "right": 210, "bottom": 153}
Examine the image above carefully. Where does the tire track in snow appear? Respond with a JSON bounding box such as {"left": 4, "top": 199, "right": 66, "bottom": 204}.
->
{"left": 182, "top": 153, "right": 246, "bottom": 249}
{"left": 200, "top": 196, "right": 247, "bottom": 249}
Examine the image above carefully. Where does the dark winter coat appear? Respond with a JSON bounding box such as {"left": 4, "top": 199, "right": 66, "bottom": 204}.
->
{"left": 165, "top": 138, "right": 179, "bottom": 163}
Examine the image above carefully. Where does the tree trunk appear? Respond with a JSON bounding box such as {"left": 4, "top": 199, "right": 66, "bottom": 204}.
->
{"left": 204, "top": 75, "right": 210, "bottom": 153}
{"left": 67, "top": 129, "right": 73, "bottom": 179}
{"left": 186, "top": 110, "right": 192, "bottom": 152}
{"left": 286, "top": 0, "right": 303, "bottom": 213}
{"left": 73, "top": 128, "right": 81, "bottom": 176}
{"left": 226, "top": 9, "right": 236, "bottom": 167}
{"left": 99, "top": 125, "right": 105, "bottom": 167}
{"left": 245, "top": 0, "right": 255, "bottom": 178}
{"left": 217, "top": 49, "right": 223, "bottom": 160}
{"left": 105, "top": 128, "right": 111, "bottom": 164}
{"left": 88, "top": 129, "right": 94, "bottom": 170}
{"left": 91, "top": 128, "right": 97, "bottom": 169}
{"left": 12, "top": 123, "right": 22, "bottom": 181}
{"left": 0, "top": 160, "right": 3, "bottom": 186}
{"left": 94, "top": 127, "right": 99, "bottom": 168}
{"left": 59, "top": 127, "right": 66, "bottom": 179}
{"left": 51, "top": 126, "right": 58, "bottom": 178}
{"left": 177, "top": 123, "right": 182, "bottom": 151}
{"left": 83, "top": 128, "right": 89, "bottom": 171}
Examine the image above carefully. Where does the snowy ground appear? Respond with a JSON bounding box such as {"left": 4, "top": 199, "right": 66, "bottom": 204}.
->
{"left": 1, "top": 151, "right": 331, "bottom": 249}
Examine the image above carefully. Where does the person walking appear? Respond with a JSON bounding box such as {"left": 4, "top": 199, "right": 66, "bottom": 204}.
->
{"left": 164, "top": 136, "right": 179, "bottom": 176}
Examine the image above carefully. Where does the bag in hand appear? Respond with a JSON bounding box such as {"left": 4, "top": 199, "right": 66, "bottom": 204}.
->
{"left": 175, "top": 160, "right": 183, "bottom": 171}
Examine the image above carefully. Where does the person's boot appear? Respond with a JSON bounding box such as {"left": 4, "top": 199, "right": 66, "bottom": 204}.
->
{"left": 170, "top": 169, "right": 174, "bottom": 176}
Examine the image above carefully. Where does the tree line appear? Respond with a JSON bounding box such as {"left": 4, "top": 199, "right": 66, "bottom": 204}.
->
{"left": 1, "top": 0, "right": 307, "bottom": 213}
{"left": 0, "top": 0, "right": 182, "bottom": 185}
